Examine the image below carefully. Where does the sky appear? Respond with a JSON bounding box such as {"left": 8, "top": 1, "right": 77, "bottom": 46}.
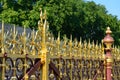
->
{"left": 85, "top": 0, "right": 120, "bottom": 20}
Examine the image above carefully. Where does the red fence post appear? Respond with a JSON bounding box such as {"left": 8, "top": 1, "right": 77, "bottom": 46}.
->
{"left": 103, "top": 27, "right": 114, "bottom": 80}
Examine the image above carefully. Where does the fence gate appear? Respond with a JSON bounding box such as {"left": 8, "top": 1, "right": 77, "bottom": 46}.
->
{"left": 0, "top": 10, "right": 119, "bottom": 80}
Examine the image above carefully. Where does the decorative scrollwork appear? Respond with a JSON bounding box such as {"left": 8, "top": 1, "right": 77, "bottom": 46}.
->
{"left": 5, "top": 58, "right": 14, "bottom": 79}
{"left": 15, "top": 58, "right": 24, "bottom": 73}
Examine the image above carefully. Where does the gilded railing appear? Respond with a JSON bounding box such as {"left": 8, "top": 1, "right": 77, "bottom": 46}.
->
{"left": 112, "top": 46, "right": 120, "bottom": 80}
{"left": 0, "top": 9, "right": 120, "bottom": 80}
{"left": 47, "top": 35, "right": 106, "bottom": 80}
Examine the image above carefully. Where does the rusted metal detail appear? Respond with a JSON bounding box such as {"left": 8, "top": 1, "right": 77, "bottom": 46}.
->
{"left": 49, "top": 61, "right": 66, "bottom": 80}
{"left": 49, "top": 61, "right": 60, "bottom": 77}
{"left": 21, "top": 60, "right": 42, "bottom": 80}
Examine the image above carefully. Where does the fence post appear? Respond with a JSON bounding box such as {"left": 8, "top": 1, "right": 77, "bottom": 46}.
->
{"left": 38, "top": 9, "right": 49, "bottom": 80}
{"left": 103, "top": 27, "right": 114, "bottom": 80}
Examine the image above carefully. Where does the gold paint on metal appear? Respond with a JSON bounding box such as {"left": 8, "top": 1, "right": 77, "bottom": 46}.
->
{"left": 106, "top": 58, "right": 113, "bottom": 63}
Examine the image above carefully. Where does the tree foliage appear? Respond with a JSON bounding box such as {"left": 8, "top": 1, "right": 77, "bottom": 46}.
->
{"left": 0, "top": 0, "right": 120, "bottom": 46}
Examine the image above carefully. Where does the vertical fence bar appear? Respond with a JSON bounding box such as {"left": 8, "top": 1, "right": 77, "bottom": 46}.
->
{"left": 1, "top": 21, "right": 5, "bottom": 80}
{"left": 103, "top": 27, "right": 114, "bottom": 80}
{"left": 69, "top": 36, "right": 73, "bottom": 80}
{"left": 22, "top": 27, "right": 28, "bottom": 80}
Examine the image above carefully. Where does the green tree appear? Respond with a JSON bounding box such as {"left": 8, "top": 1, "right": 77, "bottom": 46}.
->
{"left": 0, "top": 0, "right": 34, "bottom": 27}
{"left": 0, "top": 0, "right": 120, "bottom": 46}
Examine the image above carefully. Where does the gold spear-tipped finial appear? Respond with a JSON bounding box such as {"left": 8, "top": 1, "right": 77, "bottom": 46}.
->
{"left": 2, "top": 21, "right": 4, "bottom": 37}
{"left": 23, "top": 26, "right": 27, "bottom": 54}
{"left": 31, "top": 29, "right": 35, "bottom": 42}
{"left": 101, "top": 39, "right": 105, "bottom": 59}
{"left": 63, "top": 35, "right": 67, "bottom": 47}
{"left": 88, "top": 39, "right": 91, "bottom": 48}
{"left": 69, "top": 35, "right": 72, "bottom": 56}
{"left": 79, "top": 37, "right": 82, "bottom": 45}
{"left": 30, "top": 29, "right": 36, "bottom": 55}
{"left": 40, "top": 8, "right": 43, "bottom": 22}
{"left": 43, "top": 10, "right": 47, "bottom": 19}
{"left": 12, "top": 25, "right": 17, "bottom": 42}
{"left": 39, "top": 9, "right": 47, "bottom": 55}
{"left": 38, "top": 8, "right": 43, "bottom": 31}
{"left": 88, "top": 39, "right": 91, "bottom": 58}
{"left": 13, "top": 24, "right": 15, "bottom": 35}
{"left": 10, "top": 25, "right": 17, "bottom": 54}
{"left": 69, "top": 35, "right": 72, "bottom": 46}
{"left": 56, "top": 32, "right": 60, "bottom": 56}
{"left": 57, "top": 32, "right": 60, "bottom": 45}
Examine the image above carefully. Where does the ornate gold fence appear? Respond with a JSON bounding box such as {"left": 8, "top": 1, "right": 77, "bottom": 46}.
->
{"left": 112, "top": 47, "right": 120, "bottom": 80}
{"left": 0, "top": 10, "right": 120, "bottom": 80}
